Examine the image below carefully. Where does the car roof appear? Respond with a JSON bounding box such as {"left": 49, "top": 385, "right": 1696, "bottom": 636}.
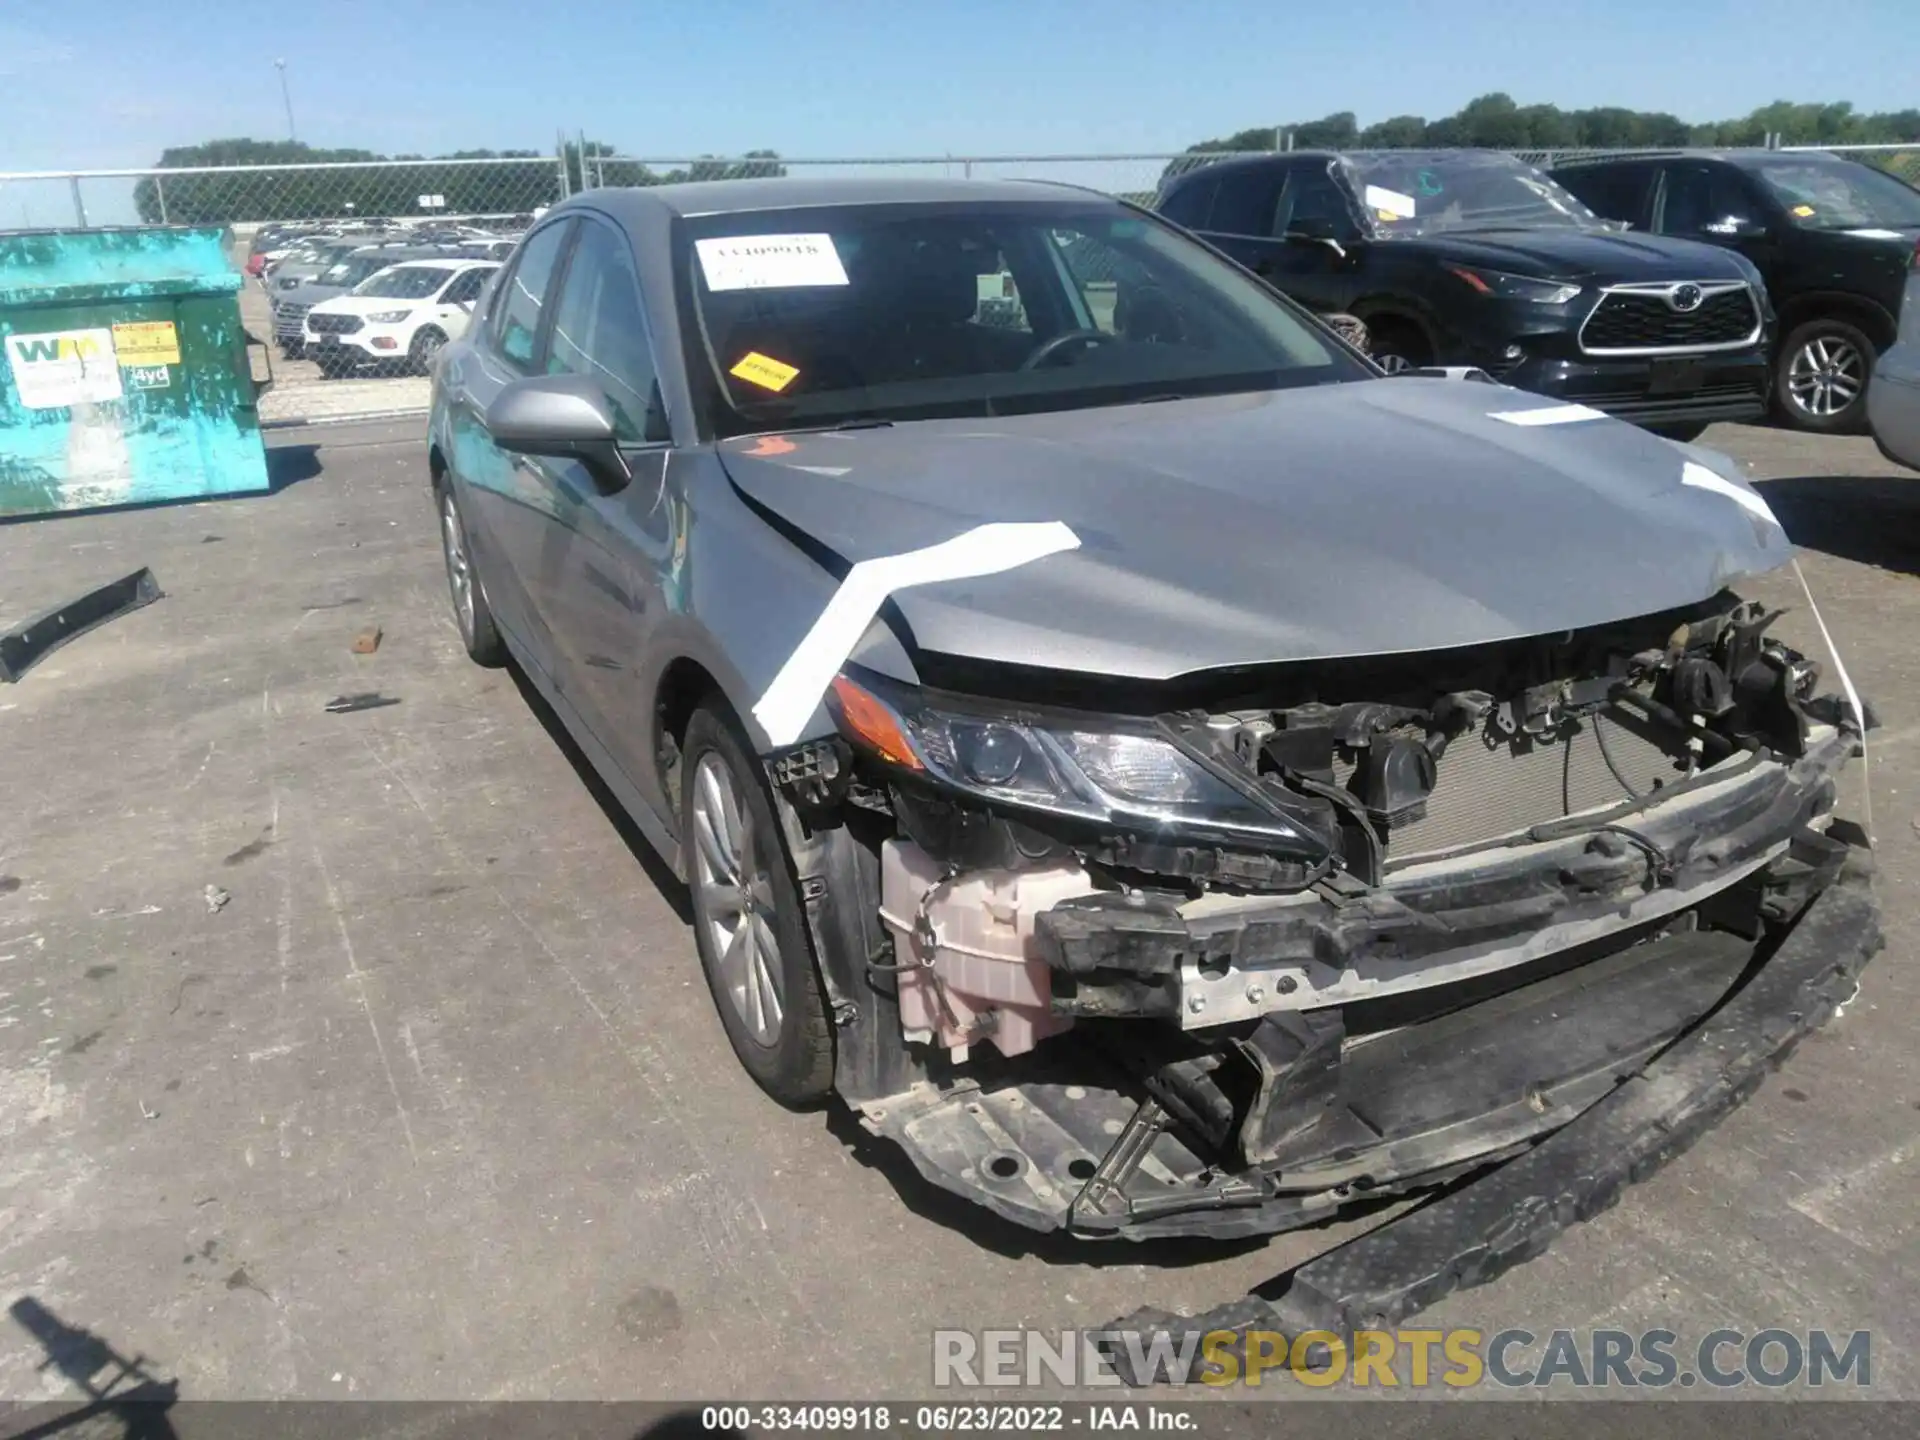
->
{"left": 573, "top": 175, "right": 1117, "bottom": 221}
{"left": 383, "top": 257, "right": 498, "bottom": 271}
{"left": 1553, "top": 148, "right": 1865, "bottom": 169}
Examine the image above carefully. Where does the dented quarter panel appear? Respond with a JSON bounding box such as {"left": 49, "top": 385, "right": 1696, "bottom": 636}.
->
{"left": 718, "top": 377, "right": 1792, "bottom": 679}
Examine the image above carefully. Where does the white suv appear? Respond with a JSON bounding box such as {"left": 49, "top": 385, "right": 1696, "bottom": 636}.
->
{"left": 303, "top": 259, "right": 500, "bottom": 376}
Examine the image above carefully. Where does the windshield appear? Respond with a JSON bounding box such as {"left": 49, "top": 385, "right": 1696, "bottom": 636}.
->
{"left": 1749, "top": 157, "right": 1920, "bottom": 232}
{"left": 684, "top": 201, "right": 1365, "bottom": 437}
{"left": 352, "top": 266, "right": 454, "bottom": 300}
{"left": 1340, "top": 152, "right": 1605, "bottom": 237}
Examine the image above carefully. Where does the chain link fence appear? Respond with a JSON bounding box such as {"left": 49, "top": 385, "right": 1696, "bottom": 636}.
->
{"left": 3, "top": 141, "right": 1917, "bottom": 425}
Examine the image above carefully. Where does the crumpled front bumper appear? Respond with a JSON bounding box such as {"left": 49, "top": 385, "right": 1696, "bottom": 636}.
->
{"left": 857, "top": 735, "right": 1875, "bottom": 1248}
{"left": 1107, "top": 869, "right": 1880, "bottom": 1372}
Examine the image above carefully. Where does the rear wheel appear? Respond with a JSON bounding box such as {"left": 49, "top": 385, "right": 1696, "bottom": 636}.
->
{"left": 680, "top": 704, "right": 834, "bottom": 1107}
{"left": 1777, "top": 317, "right": 1875, "bottom": 433}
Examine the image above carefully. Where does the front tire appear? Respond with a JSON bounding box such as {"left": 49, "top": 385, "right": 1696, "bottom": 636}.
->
{"left": 1777, "top": 317, "right": 1875, "bottom": 433}
{"left": 1366, "top": 317, "right": 1431, "bottom": 374}
{"left": 1649, "top": 421, "right": 1711, "bottom": 443}
{"left": 680, "top": 705, "right": 835, "bottom": 1107}
{"left": 436, "top": 480, "right": 506, "bottom": 666}
{"left": 409, "top": 327, "right": 448, "bottom": 376}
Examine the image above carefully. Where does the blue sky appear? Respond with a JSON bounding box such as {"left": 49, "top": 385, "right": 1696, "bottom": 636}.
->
{"left": 2, "top": 0, "right": 1916, "bottom": 172}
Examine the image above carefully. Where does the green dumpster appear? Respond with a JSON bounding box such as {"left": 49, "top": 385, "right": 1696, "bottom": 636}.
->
{"left": 0, "top": 226, "right": 272, "bottom": 518}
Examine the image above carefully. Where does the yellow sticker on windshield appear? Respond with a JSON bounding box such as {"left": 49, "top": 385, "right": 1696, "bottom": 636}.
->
{"left": 1792, "top": 204, "right": 1816, "bottom": 217}
{"left": 730, "top": 351, "right": 800, "bottom": 392}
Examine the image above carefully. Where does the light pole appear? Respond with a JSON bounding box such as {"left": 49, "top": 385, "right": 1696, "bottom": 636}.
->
{"left": 274, "top": 58, "right": 297, "bottom": 142}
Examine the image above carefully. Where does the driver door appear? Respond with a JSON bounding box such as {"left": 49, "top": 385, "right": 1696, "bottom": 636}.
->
{"left": 1254, "top": 163, "right": 1364, "bottom": 314}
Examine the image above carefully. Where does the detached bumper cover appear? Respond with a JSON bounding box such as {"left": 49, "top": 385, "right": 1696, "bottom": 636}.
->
{"left": 1108, "top": 871, "right": 1881, "bottom": 1372}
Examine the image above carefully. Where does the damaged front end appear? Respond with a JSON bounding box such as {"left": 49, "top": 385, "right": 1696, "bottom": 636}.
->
{"left": 770, "top": 587, "right": 1879, "bottom": 1242}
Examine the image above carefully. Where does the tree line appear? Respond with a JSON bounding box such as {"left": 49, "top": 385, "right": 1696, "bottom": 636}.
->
{"left": 135, "top": 97, "right": 1920, "bottom": 224}
{"left": 1177, "top": 93, "right": 1920, "bottom": 160}
{"left": 133, "top": 138, "right": 788, "bottom": 224}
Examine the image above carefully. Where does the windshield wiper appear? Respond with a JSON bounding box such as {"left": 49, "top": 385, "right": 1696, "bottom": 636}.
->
{"left": 827, "top": 417, "right": 894, "bottom": 431}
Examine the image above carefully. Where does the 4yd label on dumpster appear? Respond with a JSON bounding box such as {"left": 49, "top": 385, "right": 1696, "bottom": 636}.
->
{"left": 4, "top": 328, "right": 123, "bottom": 409}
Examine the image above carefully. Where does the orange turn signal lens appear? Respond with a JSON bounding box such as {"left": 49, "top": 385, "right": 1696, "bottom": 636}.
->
{"left": 828, "top": 675, "right": 923, "bottom": 771}
{"left": 1447, "top": 264, "right": 1493, "bottom": 295}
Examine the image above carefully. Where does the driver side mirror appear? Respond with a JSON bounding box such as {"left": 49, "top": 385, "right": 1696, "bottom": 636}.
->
{"left": 485, "top": 374, "right": 631, "bottom": 491}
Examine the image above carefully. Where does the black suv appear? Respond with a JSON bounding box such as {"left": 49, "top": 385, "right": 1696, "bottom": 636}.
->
{"left": 1157, "top": 150, "right": 1772, "bottom": 437}
{"left": 1554, "top": 149, "right": 1920, "bottom": 433}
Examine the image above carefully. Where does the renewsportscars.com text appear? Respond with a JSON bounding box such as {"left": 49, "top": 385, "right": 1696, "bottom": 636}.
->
{"left": 932, "top": 1326, "right": 1872, "bottom": 1389}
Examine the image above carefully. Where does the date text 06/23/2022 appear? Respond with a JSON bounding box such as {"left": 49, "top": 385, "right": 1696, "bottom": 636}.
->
{"left": 700, "top": 1406, "right": 1196, "bottom": 1432}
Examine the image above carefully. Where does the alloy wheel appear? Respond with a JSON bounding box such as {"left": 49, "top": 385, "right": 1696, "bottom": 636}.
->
{"left": 1374, "top": 351, "right": 1415, "bottom": 375}
{"left": 689, "top": 752, "right": 786, "bottom": 1047}
{"left": 439, "top": 490, "right": 475, "bottom": 643}
{"left": 1786, "top": 334, "right": 1865, "bottom": 418}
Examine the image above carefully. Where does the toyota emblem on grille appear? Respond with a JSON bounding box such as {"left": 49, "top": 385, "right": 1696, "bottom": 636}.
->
{"left": 1670, "top": 283, "right": 1704, "bottom": 312}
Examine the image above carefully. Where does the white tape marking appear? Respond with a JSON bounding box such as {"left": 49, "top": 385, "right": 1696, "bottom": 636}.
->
{"left": 1363, "top": 184, "right": 1418, "bottom": 219}
{"left": 1681, "top": 460, "right": 1779, "bottom": 527}
{"left": 1489, "top": 403, "right": 1609, "bottom": 426}
{"left": 753, "top": 521, "right": 1081, "bottom": 747}
{"left": 1793, "top": 557, "right": 1872, "bottom": 843}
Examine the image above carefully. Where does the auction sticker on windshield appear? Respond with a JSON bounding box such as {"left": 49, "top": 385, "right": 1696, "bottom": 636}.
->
{"left": 730, "top": 351, "right": 801, "bottom": 392}
{"left": 695, "top": 233, "right": 849, "bottom": 291}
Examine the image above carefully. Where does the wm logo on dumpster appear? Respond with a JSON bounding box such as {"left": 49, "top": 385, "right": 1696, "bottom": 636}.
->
{"left": 11, "top": 335, "right": 107, "bottom": 363}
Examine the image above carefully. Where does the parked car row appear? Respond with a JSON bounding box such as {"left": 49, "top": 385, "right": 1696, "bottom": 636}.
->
{"left": 251, "top": 218, "right": 525, "bottom": 378}
{"left": 1155, "top": 147, "right": 1920, "bottom": 437}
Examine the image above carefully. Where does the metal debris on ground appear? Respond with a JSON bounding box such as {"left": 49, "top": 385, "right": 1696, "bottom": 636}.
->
{"left": 0, "top": 568, "right": 164, "bottom": 683}
{"left": 203, "top": 884, "right": 231, "bottom": 914}
{"left": 324, "top": 692, "right": 400, "bottom": 713}
{"left": 350, "top": 626, "right": 383, "bottom": 654}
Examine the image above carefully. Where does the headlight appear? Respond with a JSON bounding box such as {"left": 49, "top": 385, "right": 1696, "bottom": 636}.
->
{"left": 826, "top": 672, "right": 1329, "bottom": 856}
{"left": 1447, "top": 266, "right": 1581, "bottom": 305}
{"left": 366, "top": 310, "right": 412, "bottom": 324}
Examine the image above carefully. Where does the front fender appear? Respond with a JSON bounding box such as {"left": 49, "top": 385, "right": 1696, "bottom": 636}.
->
{"left": 648, "top": 452, "right": 920, "bottom": 755}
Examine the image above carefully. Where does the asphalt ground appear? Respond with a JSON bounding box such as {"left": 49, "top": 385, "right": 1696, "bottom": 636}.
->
{"left": 0, "top": 418, "right": 1913, "bottom": 1417}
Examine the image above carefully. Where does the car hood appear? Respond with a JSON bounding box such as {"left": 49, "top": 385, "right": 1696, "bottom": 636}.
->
{"left": 310, "top": 293, "right": 425, "bottom": 316}
{"left": 717, "top": 379, "right": 1792, "bottom": 682}
{"left": 1398, "top": 228, "right": 1753, "bottom": 282}
{"left": 276, "top": 282, "right": 349, "bottom": 307}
